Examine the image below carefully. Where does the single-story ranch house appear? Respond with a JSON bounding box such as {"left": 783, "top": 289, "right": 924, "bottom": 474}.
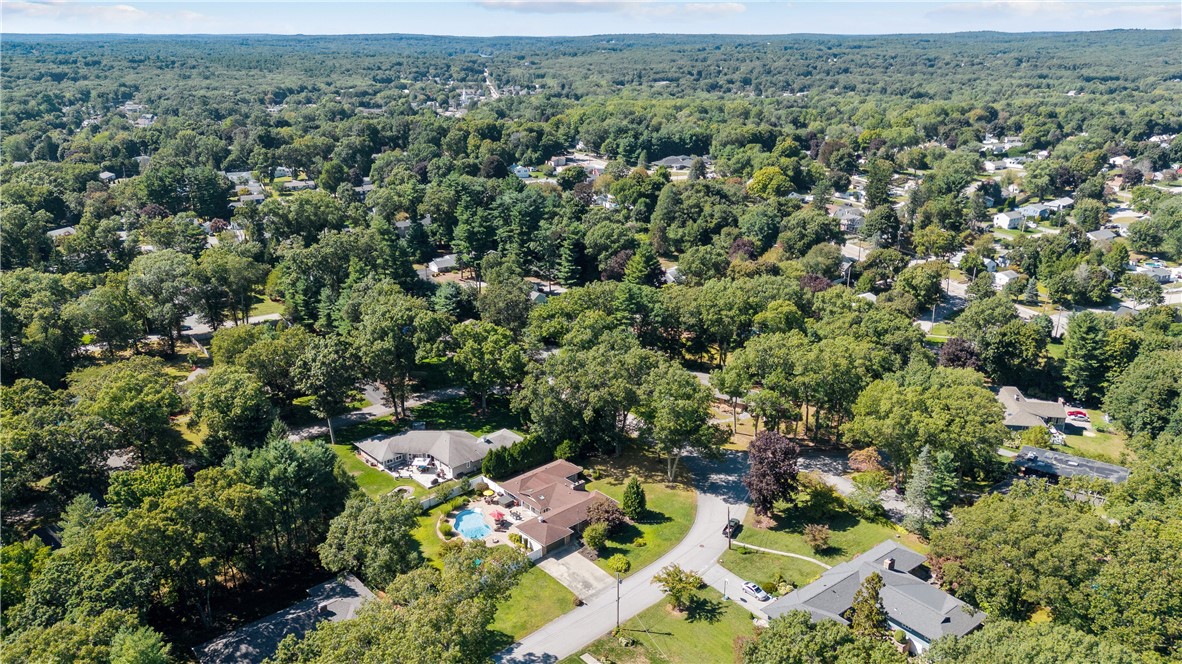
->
{"left": 498, "top": 460, "right": 615, "bottom": 556}
{"left": 355, "top": 428, "right": 522, "bottom": 479}
{"left": 764, "top": 541, "right": 985, "bottom": 655}
{"left": 996, "top": 386, "right": 1067, "bottom": 430}
{"left": 195, "top": 574, "right": 372, "bottom": 664}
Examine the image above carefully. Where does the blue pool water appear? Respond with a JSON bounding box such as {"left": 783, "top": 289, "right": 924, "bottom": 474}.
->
{"left": 454, "top": 509, "right": 491, "bottom": 539}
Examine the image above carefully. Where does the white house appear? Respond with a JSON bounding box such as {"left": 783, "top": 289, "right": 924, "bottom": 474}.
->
{"left": 512, "top": 164, "right": 531, "bottom": 179}
{"left": 993, "top": 211, "right": 1023, "bottom": 230}
{"left": 1046, "top": 197, "right": 1074, "bottom": 212}
{"left": 428, "top": 254, "right": 459, "bottom": 274}
{"left": 994, "top": 270, "right": 1021, "bottom": 289}
{"left": 354, "top": 428, "right": 522, "bottom": 479}
{"left": 99, "top": 171, "right": 117, "bottom": 182}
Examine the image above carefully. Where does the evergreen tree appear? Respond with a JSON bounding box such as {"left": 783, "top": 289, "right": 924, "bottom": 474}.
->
{"left": 621, "top": 476, "right": 647, "bottom": 519}
{"left": 624, "top": 244, "right": 662, "bottom": 287}
{"left": 688, "top": 157, "right": 706, "bottom": 181}
{"left": 557, "top": 234, "right": 585, "bottom": 287}
{"left": 865, "top": 159, "right": 892, "bottom": 210}
{"left": 850, "top": 572, "right": 888, "bottom": 638}
{"left": 1064, "top": 311, "right": 1110, "bottom": 404}
{"left": 1023, "top": 278, "right": 1040, "bottom": 305}
{"left": 903, "top": 445, "right": 936, "bottom": 535}
{"left": 928, "top": 449, "right": 959, "bottom": 526}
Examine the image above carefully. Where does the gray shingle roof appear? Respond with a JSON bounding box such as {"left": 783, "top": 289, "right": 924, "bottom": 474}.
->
{"left": 997, "top": 386, "right": 1066, "bottom": 428}
{"left": 764, "top": 540, "right": 984, "bottom": 643}
{"left": 195, "top": 574, "right": 373, "bottom": 664}
{"left": 355, "top": 428, "right": 519, "bottom": 469}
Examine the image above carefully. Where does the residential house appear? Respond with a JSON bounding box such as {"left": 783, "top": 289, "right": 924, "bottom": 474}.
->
{"left": 764, "top": 540, "right": 985, "bottom": 655}
{"left": 284, "top": 180, "right": 316, "bottom": 192}
{"left": 548, "top": 156, "right": 567, "bottom": 168}
{"left": 99, "top": 171, "right": 117, "bottom": 183}
{"left": 1017, "top": 204, "right": 1049, "bottom": 219}
{"left": 664, "top": 265, "right": 683, "bottom": 285}
{"left": 993, "top": 211, "right": 1023, "bottom": 230}
{"left": 983, "top": 160, "right": 1006, "bottom": 172}
{"left": 428, "top": 254, "right": 459, "bottom": 274}
{"left": 47, "top": 226, "right": 77, "bottom": 241}
{"left": 274, "top": 166, "right": 293, "bottom": 179}
{"left": 512, "top": 164, "right": 531, "bottom": 179}
{"left": 652, "top": 155, "right": 701, "bottom": 171}
{"left": 529, "top": 290, "right": 549, "bottom": 305}
{"left": 1013, "top": 446, "right": 1130, "bottom": 484}
{"left": 500, "top": 460, "right": 615, "bottom": 556}
{"left": 1135, "top": 265, "right": 1173, "bottom": 284}
{"left": 1003, "top": 156, "right": 1027, "bottom": 170}
{"left": 993, "top": 270, "right": 1021, "bottom": 290}
{"left": 194, "top": 575, "right": 373, "bottom": 664}
{"left": 354, "top": 428, "right": 522, "bottom": 479}
{"left": 996, "top": 386, "right": 1067, "bottom": 431}
{"left": 394, "top": 214, "right": 432, "bottom": 238}
{"left": 1109, "top": 155, "right": 1132, "bottom": 168}
{"left": 1086, "top": 229, "right": 1117, "bottom": 243}
{"left": 833, "top": 206, "right": 865, "bottom": 233}
{"left": 1046, "top": 197, "right": 1075, "bottom": 212}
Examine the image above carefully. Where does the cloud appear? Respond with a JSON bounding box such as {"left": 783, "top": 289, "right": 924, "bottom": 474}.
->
{"left": 478, "top": 0, "right": 746, "bottom": 17}
{"left": 2, "top": 0, "right": 214, "bottom": 30}
{"left": 927, "top": 0, "right": 1176, "bottom": 22}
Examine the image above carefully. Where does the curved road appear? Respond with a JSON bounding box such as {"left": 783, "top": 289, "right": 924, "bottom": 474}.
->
{"left": 496, "top": 452, "right": 769, "bottom": 664}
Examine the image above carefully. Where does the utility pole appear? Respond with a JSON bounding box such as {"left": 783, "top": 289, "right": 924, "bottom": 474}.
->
{"left": 726, "top": 505, "right": 732, "bottom": 551}
{"left": 723, "top": 578, "right": 729, "bottom": 601}
{"left": 615, "top": 570, "right": 621, "bottom": 632}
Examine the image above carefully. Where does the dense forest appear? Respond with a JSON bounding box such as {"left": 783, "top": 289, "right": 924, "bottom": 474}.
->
{"left": 1, "top": 30, "right": 1181, "bottom": 664}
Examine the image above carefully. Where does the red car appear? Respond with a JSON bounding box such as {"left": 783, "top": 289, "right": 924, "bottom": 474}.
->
{"left": 1067, "top": 410, "right": 1089, "bottom": 420}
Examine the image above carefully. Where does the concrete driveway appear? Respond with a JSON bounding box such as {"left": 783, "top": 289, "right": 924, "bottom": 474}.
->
{"left": 536, "top": 546, "right": 616, "bottom": 599}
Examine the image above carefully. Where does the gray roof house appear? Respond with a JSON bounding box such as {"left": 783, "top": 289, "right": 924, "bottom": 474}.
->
{"left": 996, "top": 386, "right": 1067, "bottom": 430}
{"left": 428, "top": 254, "right": 459, "bottom": 274}
{"left": 1014, "top": 446, "right": 1129, "bottom": 484}
{"left": 195, "top": 574, "right": 373, "bottom": 664}
{"left": 1086, "top": 229, "right": 1117, "bottom": 243}
{"left": 993, "top": 211, "right": 1022, "bottom": 230}
{"left": 764, "top": 540, "right": 984, "bottom": 654}
{"left": 355, "top": 428, "right": 522, "bottom": 479}
{"left": 394, "top": 214, "right": 432, "bottom": 238}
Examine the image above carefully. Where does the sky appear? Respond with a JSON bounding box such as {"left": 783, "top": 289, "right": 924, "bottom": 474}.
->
{"left": 2, "top": 0, "right": 1178, "bottom": 36}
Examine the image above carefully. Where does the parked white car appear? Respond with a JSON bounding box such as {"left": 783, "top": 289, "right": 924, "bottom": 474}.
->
{"left": 742, "top": 581, "right": 771, "bottom": 602}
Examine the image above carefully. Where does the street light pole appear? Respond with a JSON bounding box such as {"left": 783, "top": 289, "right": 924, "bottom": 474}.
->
{"left": 726, "top": 505, "right": 731, "bottom": 550}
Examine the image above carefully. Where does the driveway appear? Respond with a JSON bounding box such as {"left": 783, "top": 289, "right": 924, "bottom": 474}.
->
{"left": 496, "top": 451, "right": 755, "bottom": 663}
{"left": 536, "top": 547, "right": 616, "bottom": 599}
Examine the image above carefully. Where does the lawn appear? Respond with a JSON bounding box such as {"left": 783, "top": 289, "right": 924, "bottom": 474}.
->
{"left": 584, "top": 447, "right": 697, "bottom": 577}
{"left": 729, "top": 486, "right": 907, "bottom": 567}
{"left": 1060, "top": 413, "right": 1131, "bottom": 464}
{"left": 718, "top": 548, "right": 827, "bottom": 591}
{"left": 409, "top": 395, "right": 522, "bottom": 436}
{"left": 489, "top": 566, "right": 576, "bottom": 642}
{"left": 286, "top": 392, "right": 370, "bottom": 427}
{"left": 327, "top": 443, "right": 418, "bottom": 498}
{"left": 248, "top": 297, "right": 285, "bottom": 318}
{"left": 411, "top": 496, "right": 467, "bottom": 565}
{"left": 560, "top": 588, "right": 757, "bottom": 664}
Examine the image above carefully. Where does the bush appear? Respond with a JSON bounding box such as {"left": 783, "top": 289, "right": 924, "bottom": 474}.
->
{"left": 848, "top": 447, "right": 884, "bottom": 473}
{"left": 554, "top": 438, "right": 582, "bottom": 460}
{"left": 587, "top": 500, "right": 627, "bottom": 529}
{"left": 893, "top": 629, "right": 907, "bottom": 643}
{"left": 621, "top": 476, "right": 647, "bottom": 520}
{"left": 606, "top": 553, "right": 631, "bottom": 575}
{"left": 583, "top": 522, "right": 610, "bottom": 551}
{"left": 1020, "top": 426, "right": 1053, "bottom": 450}
{"left": 439, "top": 521, "right": 455, "bottom": 538}
{"left": 803, "top": 523, "right": 830, "bottom": 551}
{"left": 760, "top": 581, "right": 778, "bottom": 595}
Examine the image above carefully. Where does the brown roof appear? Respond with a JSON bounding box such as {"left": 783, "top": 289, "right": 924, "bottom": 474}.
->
{"left": 498, "top": 459, "right": 584, "bottom": 513}
{"left": 515, "top": 519, "right": 573, "bottom": 547}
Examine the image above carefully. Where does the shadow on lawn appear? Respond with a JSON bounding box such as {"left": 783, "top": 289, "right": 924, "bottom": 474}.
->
{"left": 686, "top": 596, "right": 724, "bottom": 624}
{"left": 410, "top": 395, "right": 522, "bottom": 436}
{"left": 590, "top": 446, "right": 692, "bottom": 488}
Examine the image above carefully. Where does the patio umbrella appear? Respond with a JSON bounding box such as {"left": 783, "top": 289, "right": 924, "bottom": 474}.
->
{"left": 490, "top": 509, "right": 505, "bottom": 521}
{"left": 483, "top": 490, "right": 495, "bottom": 497}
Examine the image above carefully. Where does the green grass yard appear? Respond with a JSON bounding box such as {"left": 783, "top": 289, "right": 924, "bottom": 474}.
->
{"left": 248, "top": 297, "right": 285, "bottom": 318}
{"left": 327, "top": 443, "right": 418, "bottom": 498}
{"left": 490, "top": 566, "right": 576, "bottom": 642}
{"left": 584, "top": 447, "right": 697, "bottom": 577}
{"left": 718, "top": 548, "right": 827, "bottom": 591}
{"left": 409, "top": 395, "right": 522, "bottom": 436}
{"left": 560, "top": 588, "right": 757, "bottom": 664}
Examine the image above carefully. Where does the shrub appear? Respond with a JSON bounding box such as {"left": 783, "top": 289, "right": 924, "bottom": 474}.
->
{"left": 583, "top": 522, "right": 610, "bottom": 551}
{"left": 554, "top": 438, "right": 582, "bottom": 460}
{"left": 439, "top": 521, "right": 455, "bottom": 538}
{"left": 587, "top": 500, "right": 627, "bottom": 530}
{"left": 760, "top": 581, "right": 778, "bottom": 595}
{"left": 803, "top": 523, "right": 830, "bottom": 551}
{"left": 849, "top": 447, "right": 885, "bottom": 472}
{"left": 621, "top": 476, "right": 647, "bottom": 520}
{"left": 893, "top": 629, "right": 907, "bottom": 643}
{"left": 606, "top": 554, "right": 631, "bottom": 575}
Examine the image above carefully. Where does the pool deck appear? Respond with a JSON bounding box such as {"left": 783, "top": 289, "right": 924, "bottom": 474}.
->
{"left": 453, "top": 499, "right": 531, "bottom": 547}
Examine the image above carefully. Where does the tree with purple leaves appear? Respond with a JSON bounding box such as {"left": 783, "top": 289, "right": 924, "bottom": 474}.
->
{"left": 743, "top": 430, "right": 801, "bottom": 517}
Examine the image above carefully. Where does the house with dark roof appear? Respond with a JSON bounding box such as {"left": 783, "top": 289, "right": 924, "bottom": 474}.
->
{"left": 1013, "top": 446, "right": 1129, "bottom": 484}
{"left": 996, "top": 386, "right": 1067, "bottom": 430}
{"left": 499, "top": 460, "right": 615, "bottom": 556}
{"left": 355, "top": 428, "right": 522, "bottom": 479}
{"left": 764, "top": 540, "right": 985, "bottom": 654}
{"left": 194, "top": 574, "right": 373, "bottom": 664}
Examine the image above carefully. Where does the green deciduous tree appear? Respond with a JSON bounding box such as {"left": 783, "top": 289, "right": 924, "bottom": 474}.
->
{"left": 294, "top": 334, "right": 362, "bottom": 444}
{"left": 185, "top": 365, "right": 277, "bottom": 453}
{"left": 652, "top": 564, "right": 702, "bottom": 612}
{"left": 743, "top": 610, "right": 905, "bottom": 664}
{"left": 319, "top": 493, "right": 423, "bottom": 589}
{"left": 69, "top": 356, "right": 182, "bottom": 462}
{"left": 637, "top": 360, "right": 725, "bottom": 481}
{"left": 450, "top": 320, "right": 526, "bottom": 415}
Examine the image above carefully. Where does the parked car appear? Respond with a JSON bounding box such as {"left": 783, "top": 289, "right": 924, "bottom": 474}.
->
{"left": 1067, "top": 410, "right": 1089, "bottom": 421}
{"left": 722, "top": 518, "right": 740, "bottom": 538}
{"left": 742, "top": 581, "right": 771, "bottom": 602}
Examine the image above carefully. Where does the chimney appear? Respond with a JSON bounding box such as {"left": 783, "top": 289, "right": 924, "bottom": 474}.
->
{"left": 883, "top": 558, "right": 895, "bottom": 571}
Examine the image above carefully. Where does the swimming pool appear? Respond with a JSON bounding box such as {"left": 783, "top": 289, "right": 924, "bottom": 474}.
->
{"left": 454, "top": 509, "right": 491, "bottom": 539}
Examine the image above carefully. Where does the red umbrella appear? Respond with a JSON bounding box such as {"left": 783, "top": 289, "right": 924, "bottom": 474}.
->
{"left": 490, "top": 509, "right": 505, "bottom": 521}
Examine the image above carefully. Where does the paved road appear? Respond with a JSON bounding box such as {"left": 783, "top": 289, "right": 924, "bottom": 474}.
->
{"left": 496, "top": 452, "right": 762, "bottom": 663}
